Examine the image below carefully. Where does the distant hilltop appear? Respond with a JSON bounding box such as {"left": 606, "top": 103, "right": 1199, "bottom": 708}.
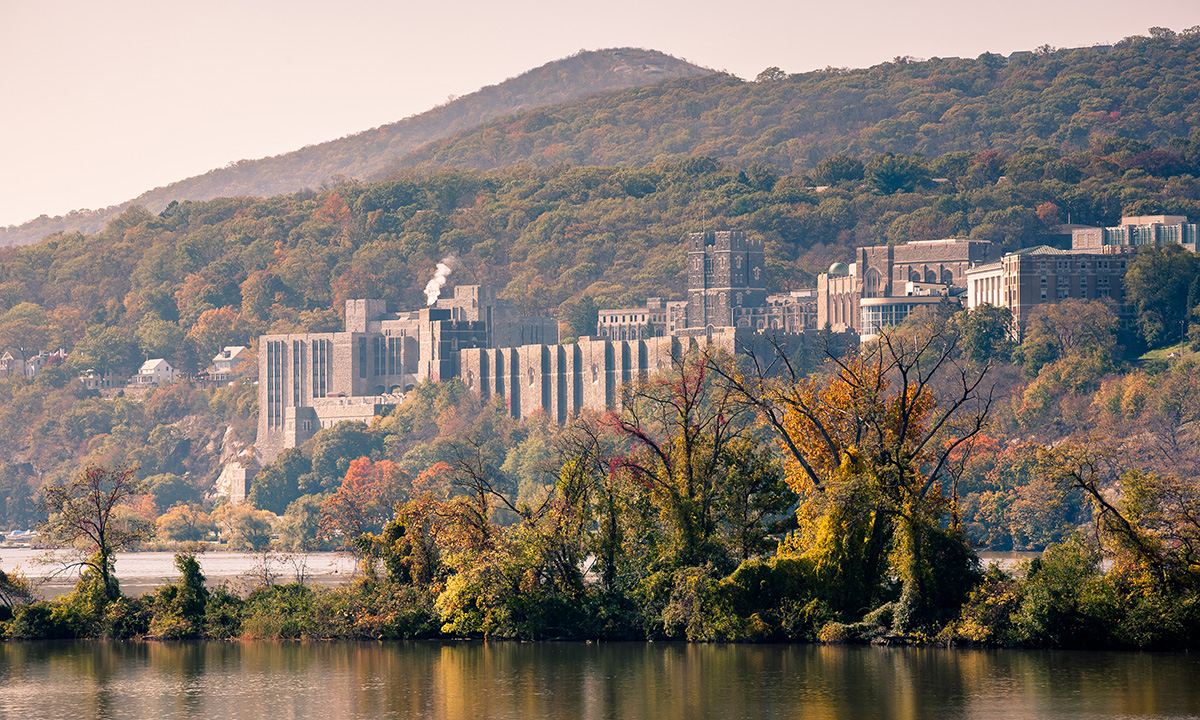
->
{"left": 5, "top": 28, "right": 1199, "bottom": 248}
{"left": 0, "top": 48, "right": 710, "bottom": 247}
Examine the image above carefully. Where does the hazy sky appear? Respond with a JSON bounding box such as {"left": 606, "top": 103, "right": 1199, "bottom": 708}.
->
{"left": 1, "top": 0, "right": 1197, "bottom": 227}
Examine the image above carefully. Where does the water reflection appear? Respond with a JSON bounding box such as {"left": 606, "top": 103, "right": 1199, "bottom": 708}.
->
{"left": 1, "top": 641, "right": 1198, "bottom": 719}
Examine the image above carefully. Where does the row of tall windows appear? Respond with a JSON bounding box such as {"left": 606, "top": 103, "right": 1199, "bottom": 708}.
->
{"left": 265, "top": 340, "right": 286, "bottom": 429}
{"left": 312, "top": 339, "right": 329, "bottom": 399}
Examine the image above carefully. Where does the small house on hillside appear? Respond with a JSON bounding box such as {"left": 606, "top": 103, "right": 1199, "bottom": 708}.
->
{"left": 213, "top": 346, "right": 248, "bottom": 375}
{"left": 22, "top": 350, "right": 67, "bottom": 379}
{"left": 80, "top": 369, "right": 122, "bottom": 391}
{"left": 132, "top": 358, "right": 176, "bottom": 385}
{"left": 0, "top": 350, "right": 25, "bottom": 380}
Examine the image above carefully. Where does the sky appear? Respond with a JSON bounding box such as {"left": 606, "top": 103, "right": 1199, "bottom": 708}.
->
{"left": 1, "top": 0, "right": 1198, "bottom": 228}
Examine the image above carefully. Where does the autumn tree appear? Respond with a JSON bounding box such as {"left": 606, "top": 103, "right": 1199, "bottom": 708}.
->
{"left": 1017, "top": 299, "right": 1120, "bottom": 377}
{"left": 1037, "top": 439, "right": 1200, "bottom": 593}
{"left": 319, "top": 457, "right": 409, "bottom": 542}
{"left": 157, "top": 504, "right": 216, "bottom": 542}
{"left": 719, "top": 320, "right": 991, "bottom": 629}
{"left": 609, "top": 350, "right": 755, "bottom": 568}
{"left": 39, "top": 465, "right": 154, "bottom": 600}
{"left": 213, "top": 504, "right": 274, "bottom": 550}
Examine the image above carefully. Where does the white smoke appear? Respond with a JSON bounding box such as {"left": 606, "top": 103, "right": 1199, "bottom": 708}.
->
{"left": 424, "top": 259, "right": 454, "bottom": 305}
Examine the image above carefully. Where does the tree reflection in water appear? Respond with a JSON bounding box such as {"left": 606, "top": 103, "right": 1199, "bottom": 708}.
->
{"left": 1, "top": 641, "right": 1199, "bottom": 719}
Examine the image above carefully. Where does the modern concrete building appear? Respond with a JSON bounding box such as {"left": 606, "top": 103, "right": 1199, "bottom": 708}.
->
{"left": 1072, "top": 215, "right": 1198, "bottom": 253}
{"left": 817, "top": 238, "right": 996, "bottom": 338}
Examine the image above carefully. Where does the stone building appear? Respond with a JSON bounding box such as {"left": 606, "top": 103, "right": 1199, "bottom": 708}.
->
{"left": 461, "top": 328, "right": 804, "bottom": 423}
{"left": 817, "top": 238, "right": 996, "bottom": 338}
{"left": 597, "top": 231, "right": 815, "bottom": 340}
{"left": 687, "top": 231, "right": 767, "bottom": 329}
{"left": 965, "top": 245, "right": 1131, "bottom": 336}
{"left": 255, "top": 285, "right": 557, "bottom": 463}
{"left": 257, "top": 232, "right": 817, "bottom": 458}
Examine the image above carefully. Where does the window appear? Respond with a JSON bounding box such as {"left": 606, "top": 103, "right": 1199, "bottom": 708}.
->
{"left": 293, "top": 340, "right": 307, "bottom": 405}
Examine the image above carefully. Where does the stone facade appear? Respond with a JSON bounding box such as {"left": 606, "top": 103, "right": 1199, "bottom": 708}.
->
{"left": 598, "top": 232, "right": 814, "bottom": 339}
{"left": 256, "top": 285, "right": 557, "bottom": 463}
{"left": 966, "top": 245, "right": 1132, "bottom": 336}
{"left": 817, "top": 238, "right": 996, "bottom": 336}
{"left": 461, "top": 329, "right": 805, "bottom": 423}
{"left": 687, "top": 231, "right": 766, "bottom": 329}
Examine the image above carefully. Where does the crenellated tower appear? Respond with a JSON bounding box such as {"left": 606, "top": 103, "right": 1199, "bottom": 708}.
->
{"left": 686, "top": 230, "right": 765, "bottom": 329}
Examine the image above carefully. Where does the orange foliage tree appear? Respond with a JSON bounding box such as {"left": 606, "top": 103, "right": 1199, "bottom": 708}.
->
{"left": 319, "top": 458, "right": 409, "bottom": 543}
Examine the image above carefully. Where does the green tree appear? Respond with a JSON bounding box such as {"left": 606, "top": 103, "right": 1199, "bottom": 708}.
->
{"left": 145, "top": 472, "right": 198, "bottom": 510}
{"left": 305, "top": 422, "right": 381, "bottom": 494}
{"left": 957, "top": 304, "right": 1016, "bottom": 364}
{"left": 70, "top": 325, "right": 141, "bottom": 376}
{"left": 1125, "top": 244, "right": 1200, "bottom": 347}
{"left": 249, "top": 448, "right": 312, "bottom": 515}
{"left": 560, "top": 295, "right": 600, "bottom": 340}
{"left": 214, "top": 504, "right": 274, "bottom": 550}
{"left": 277, "top": 494, "right": 327, "bottom": 551}
{"left": 611, "top": 351, "right": 755, "bottom": 568}
{"left": 809, "top": 154, "right": 864, "bottom": 186}
{"left": 865, "top": 153, "right": 931, "bottom": 194}
{"left": 0, "top": 302, "right": 50, "bottom": 354}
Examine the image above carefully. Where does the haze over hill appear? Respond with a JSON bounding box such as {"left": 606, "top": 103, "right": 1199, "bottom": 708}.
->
{"left": 0, "top": 48, "right": 709, "bottom": 248}
{"left": 6, "top": 30, "right": 1200, "bottom": 250}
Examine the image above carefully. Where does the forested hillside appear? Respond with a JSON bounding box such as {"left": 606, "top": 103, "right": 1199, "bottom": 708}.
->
{"left": 396, "top": 29, "right": 1200, "bottom": 174}
{"left": 0, "top": 124, "right": 1198, "bottom": 518}
{"left": 4, "top": 28, "right": 1200, "bottom": 650}
{"left": 0, "top": 48, "right": 709, "bottom": 247}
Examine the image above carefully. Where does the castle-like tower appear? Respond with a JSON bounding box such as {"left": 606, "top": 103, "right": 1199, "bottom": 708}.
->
{"left": 686, "top": 231, "right": 765, "bottom": 329}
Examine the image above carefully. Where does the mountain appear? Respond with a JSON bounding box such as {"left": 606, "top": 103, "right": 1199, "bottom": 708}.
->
{"left": 390, "top": 31, "right": 1200, "bottom": 174}
{"left": 0, "top": 48, "right": 710, "bottom": 247}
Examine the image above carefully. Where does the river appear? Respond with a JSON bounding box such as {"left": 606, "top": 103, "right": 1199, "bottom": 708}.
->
{"left": 0, "top": 549, "right": 358, "bottom": 598}
{"left": 1, "top": 641, "right": 1198, "bottom": 719}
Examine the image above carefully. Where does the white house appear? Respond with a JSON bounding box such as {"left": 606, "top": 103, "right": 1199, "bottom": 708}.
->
{"left": 133, "top": 358, "right": 177, "bottom": 385}
{"left": 213, "top": 346, "right": 249, "bottom": 375}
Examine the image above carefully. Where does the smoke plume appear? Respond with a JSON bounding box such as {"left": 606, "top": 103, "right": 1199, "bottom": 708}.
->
{"left": 424, "top": 259, "right": 453, "bottom": 305}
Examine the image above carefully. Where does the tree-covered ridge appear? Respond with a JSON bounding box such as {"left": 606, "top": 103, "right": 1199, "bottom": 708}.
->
{"left": 396, "top": 30, "right": 1200, "bottom": 174}
{"left": 2, "top": 137, "right": 1197, "bottom": 376}
{"left": 0, "top": 48, "right": 710, "bottom": 248}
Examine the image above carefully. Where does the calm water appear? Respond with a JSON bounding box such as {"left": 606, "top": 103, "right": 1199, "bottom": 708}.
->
{"left": 1, "top": 641, "right": 1197, "bottom": 720}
